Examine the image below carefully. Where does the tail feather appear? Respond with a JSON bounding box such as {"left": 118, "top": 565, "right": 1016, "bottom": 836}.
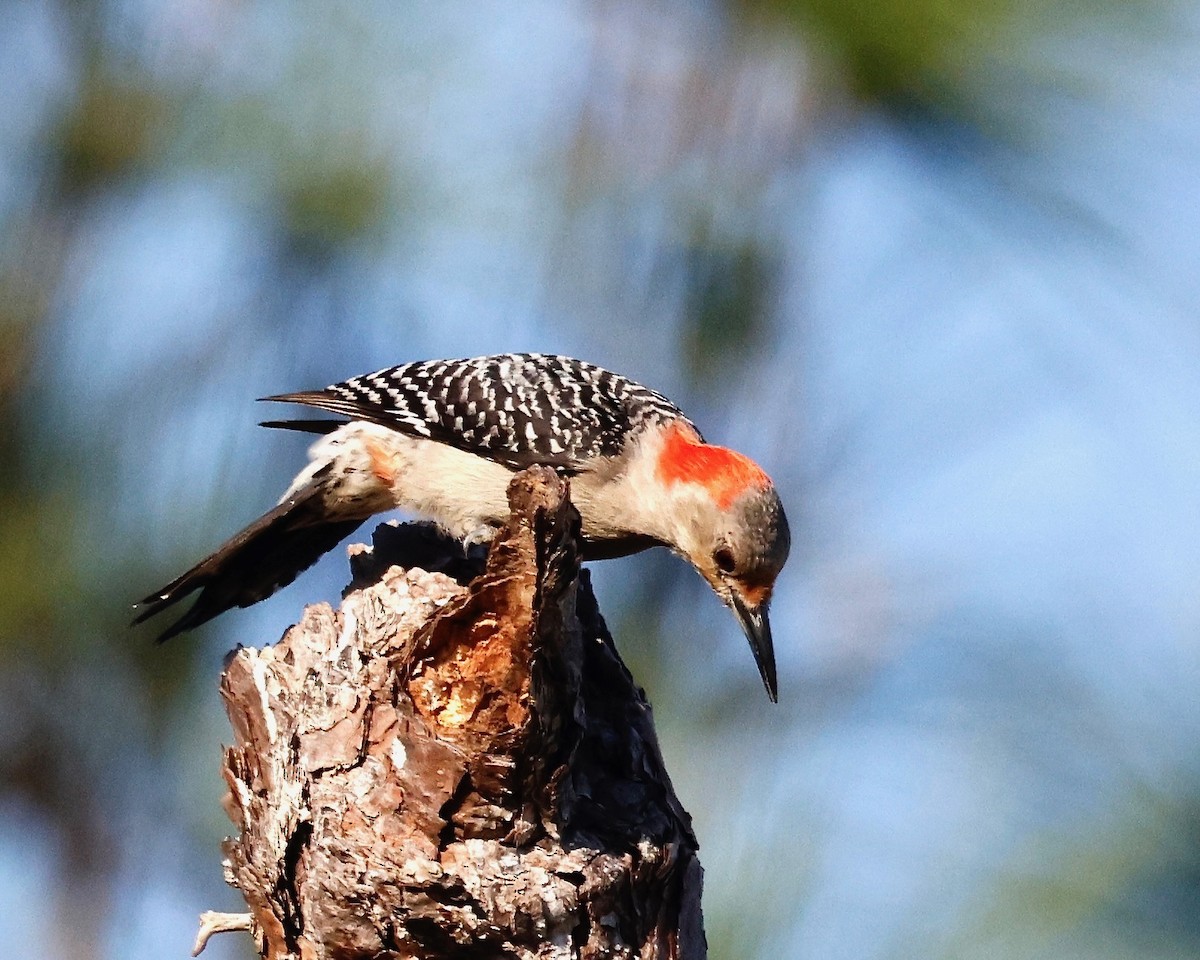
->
{"left": 258, "top": 418, "right": 345, "bottom": 435}
{"left": 133, "top": 464, "right": 365, "bottom": 643}
{"left": 259, "top": 391, "right": 409, "bottom": 434}
{"left": 260, "top": 391, "right": 368, "bottom": 420}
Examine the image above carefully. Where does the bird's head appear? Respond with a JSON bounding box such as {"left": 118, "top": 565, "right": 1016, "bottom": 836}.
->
{"left": 695, "top": 483, "right": 790, "bottom": 702}
{"left": 654, "top": 425, "right": 791, "bottom": 700}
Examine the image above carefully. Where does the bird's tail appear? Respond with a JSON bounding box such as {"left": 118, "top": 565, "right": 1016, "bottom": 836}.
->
{"left": 132, "top": 462, "right": 365, "bottom": 643}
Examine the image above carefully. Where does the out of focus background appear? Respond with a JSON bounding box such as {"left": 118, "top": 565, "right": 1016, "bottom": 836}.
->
{"left": 3, "top": 1, "right": 1200, "bottom": 957}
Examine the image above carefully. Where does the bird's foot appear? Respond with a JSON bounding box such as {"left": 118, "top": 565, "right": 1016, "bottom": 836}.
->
{"left": 462, "top": 523, "right": 501, "bottom": 551}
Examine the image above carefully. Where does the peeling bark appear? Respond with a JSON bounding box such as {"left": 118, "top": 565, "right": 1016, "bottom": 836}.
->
{"left": 212, "top": 466, "right": 705, "bottom": 960}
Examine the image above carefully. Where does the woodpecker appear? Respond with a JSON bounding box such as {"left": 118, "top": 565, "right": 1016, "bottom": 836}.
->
{"left": 134, "top": 353, "right": 790, "bottom": 699}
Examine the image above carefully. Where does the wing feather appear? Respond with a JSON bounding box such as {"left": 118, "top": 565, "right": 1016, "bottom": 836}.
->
{"left": 259, "top": 354, "right": 695, "bottom": 473}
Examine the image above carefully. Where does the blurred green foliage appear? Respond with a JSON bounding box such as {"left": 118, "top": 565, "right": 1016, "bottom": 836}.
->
{"left": 0, "top": 492, "right": 75, "bottom": 653}
{"left": 278, "top": 154, "right": 392, "bottom": 257}
{"left": 681, "top": 227, "right": 774, "bottom": 389}
{"left": 735, "top": 0, "right": 1096, "bottom": 110}
{"left": 936, "top": 789, "right": 1200, "bottom": 959}
{"left": 55, "top": 62, "right": 174, "bottom": 192}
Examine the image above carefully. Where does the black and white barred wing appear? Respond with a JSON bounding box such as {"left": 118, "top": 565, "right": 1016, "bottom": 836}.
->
{"left": 261, "top": 353, "right": 696, "bottom": 472}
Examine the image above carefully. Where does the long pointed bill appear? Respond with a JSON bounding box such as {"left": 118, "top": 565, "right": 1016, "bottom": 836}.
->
{"left": 731, "top": 594, "right": 778, "bottom": 702}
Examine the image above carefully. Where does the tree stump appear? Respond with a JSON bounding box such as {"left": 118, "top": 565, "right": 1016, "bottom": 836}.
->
{"left": 209, "top": 466, "right": 706, "bottom": 960}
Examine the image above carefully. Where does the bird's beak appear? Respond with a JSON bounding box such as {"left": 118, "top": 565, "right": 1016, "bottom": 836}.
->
{"left": 731, "top": 592, "right": 778, "bottom": 702}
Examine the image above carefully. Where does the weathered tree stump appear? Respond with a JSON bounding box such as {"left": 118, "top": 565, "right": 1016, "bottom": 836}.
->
{"left": 207, "top": 466, "right": 705, "bottom": 960}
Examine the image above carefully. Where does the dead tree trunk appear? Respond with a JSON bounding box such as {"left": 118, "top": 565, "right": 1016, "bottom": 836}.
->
{"left": 206, "top": 466, "right": 706, "bottom": 960}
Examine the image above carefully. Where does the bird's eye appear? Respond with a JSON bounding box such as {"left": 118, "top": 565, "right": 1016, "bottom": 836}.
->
{"left": 713, "top": 546, "right": 736, "bottom": 574}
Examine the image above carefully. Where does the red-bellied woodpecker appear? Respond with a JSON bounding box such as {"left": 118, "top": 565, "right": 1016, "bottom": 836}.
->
{"left": 134, "top": 353, "right": 790, "bottom": 699}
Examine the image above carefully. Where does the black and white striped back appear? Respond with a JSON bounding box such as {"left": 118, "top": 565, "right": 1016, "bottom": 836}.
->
{"left": 266, "top": 354, "right": 696, "bottom": 473}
